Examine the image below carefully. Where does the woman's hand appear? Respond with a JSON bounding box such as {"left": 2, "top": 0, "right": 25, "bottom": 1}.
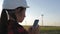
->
{"left": 28, "top": 25, "right": 40, "bottom": 34}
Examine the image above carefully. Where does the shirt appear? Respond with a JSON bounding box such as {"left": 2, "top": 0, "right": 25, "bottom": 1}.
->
{"left": 7, "top": 20, "right": 28, "bottom": 34}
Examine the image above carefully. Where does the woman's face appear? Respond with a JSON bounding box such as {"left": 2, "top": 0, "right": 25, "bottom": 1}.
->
{"left": 15, "top": 7, "right": 26, "bottom": 22}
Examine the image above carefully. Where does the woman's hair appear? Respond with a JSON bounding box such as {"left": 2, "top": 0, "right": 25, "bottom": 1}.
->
{"left": 0, "top": 9, "right": 17, "bottom": 34}
{"left": 0, "top": 9, "right": 8, "bottom": 34}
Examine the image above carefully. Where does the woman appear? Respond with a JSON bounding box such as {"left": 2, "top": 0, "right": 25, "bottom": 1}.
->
{"left": 0, "top": 0, "right": 39, "bottom": 34}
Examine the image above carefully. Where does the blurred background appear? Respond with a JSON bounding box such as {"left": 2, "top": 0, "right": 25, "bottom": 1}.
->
{"left": 0, "top": 0, "right": 60, "bottom": 26}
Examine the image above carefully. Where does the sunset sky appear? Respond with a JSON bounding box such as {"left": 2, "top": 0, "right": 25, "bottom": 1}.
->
{"left": 0, "top": 0, "right": 60, "bottom": 26}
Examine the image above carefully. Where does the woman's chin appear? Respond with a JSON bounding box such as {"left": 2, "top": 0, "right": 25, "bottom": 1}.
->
{"left": 18, "top": 19, "right": 24, "bottom": 23}
{"left": 18, "top": 20, "right": 23, "bottom": 23}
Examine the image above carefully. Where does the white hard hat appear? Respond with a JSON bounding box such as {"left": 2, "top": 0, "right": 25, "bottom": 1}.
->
{"left": 3, "top": 0, "right": 29, "bottom": 9}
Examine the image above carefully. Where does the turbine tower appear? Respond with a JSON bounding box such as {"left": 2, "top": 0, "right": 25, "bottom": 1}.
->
{"left": 41, "top": 14, "right": 44, "bottom": 26}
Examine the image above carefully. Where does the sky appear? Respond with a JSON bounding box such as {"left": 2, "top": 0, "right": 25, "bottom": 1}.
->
{"left": 0, "top": 0, "right": 60, "bottom": 26}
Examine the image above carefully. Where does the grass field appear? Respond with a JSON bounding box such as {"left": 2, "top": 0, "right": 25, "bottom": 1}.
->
{"left": 23, "top": 26, "right": 60, "bottom": 34}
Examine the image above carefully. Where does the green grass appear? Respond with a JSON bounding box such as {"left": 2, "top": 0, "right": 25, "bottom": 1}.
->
{"left": 23, "top": 26, "right": 60, "bottom": 34}
{"left": 23, "top": 26, "right": 60, "bottom": 31}
{"left": 40, "top": 26, "right": 60, "bottom": 31}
